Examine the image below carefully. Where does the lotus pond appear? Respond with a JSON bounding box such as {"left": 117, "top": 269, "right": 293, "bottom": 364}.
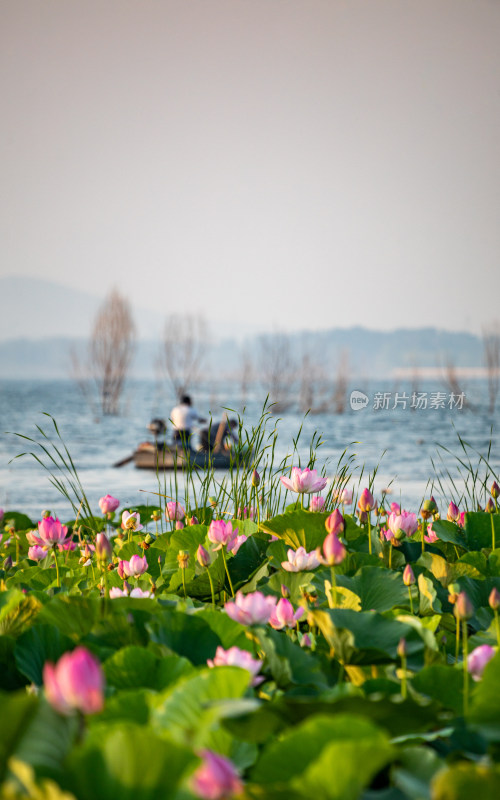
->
{"left": 1, "top": 417, "right": 500, "bottom": 800}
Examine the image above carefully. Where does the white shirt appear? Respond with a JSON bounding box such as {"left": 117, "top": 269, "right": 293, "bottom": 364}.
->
{"left": 170, "top": 403, "right": 200, "bottom": 431}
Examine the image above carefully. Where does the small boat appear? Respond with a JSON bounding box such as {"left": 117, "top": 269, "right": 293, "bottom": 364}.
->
{"left": 131, "top": 442, "right": 240, "bottom": 470}
{"left": 114, "top": 417, "right": 250, "bottom": 470}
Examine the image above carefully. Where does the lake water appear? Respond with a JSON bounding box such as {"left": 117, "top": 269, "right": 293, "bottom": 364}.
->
{"left": 0, "top": 378, "right": 498, "bottom": 522}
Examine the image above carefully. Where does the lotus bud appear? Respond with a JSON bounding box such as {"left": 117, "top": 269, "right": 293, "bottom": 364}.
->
{"left": 177, "top": 550, "right": 190, "bottom": 569}
{"left": 3, "top": 555, "right": 13, "bottom": 571}
{"left": 358, "top": 510, "right": 368, "bottom": 524}
{"left": 281, "top": 584, "right": 290, "bottom": 598}
{"left": 402, "top": 564, "right": 415, "bottom": 586}
{"left": 117, "top": 560, "right": 128, "bottom": 580}
{"left": 467, "top": 644, "right": 496, "bottom": 681}
{"left": 300, "top": 632, "right": 312, "bottom": 648}
{"left": 252, "top": 469, "right": 261, "bottom": 487}
{"left": 491, "top": 481, "right": 500, "bottom": 500}
{"left": 447, "top": 502, "right": 460, "bottom": 523}
{"left": 358, "top": 488, "right": 375, "bottom": 513}
{"left": 196, "top": 544, "right": 211, "bottom": 567}
{"left": 486, "top": 498, "right": 495, "bottom": 514}
{"left": 175, "top": 520, "right": 184, "bottom": 530}
{"left": 188, "top": 515, "right": 199, "bottom": 526}
{"left": 95, "top": 533, "right": 112, "bottom": 562}
{"left": 42, "top": 510, "right": 51, "bottom": 519}
{"left": 454, "top": 591, "right": 473, "bottom": 621}
{"left": 321, "top": 531, "right": 346, "bottom": 565}
{"left": 447, "top": 582, "right": 461, "bottom": 604}
{"left": 489, "top": 587, "right": 500, "bottom": 611}
{"left": 144, "top": 532, "right": 156, "bottom": 544}
{"left": 397, "top": 637, "right": 407, "bottom": 658}
{"left": 325, "top": 509, "right": 344, "bottom": 536}
{"left": 123, "top": 580, "right": 132, "bottom": 594}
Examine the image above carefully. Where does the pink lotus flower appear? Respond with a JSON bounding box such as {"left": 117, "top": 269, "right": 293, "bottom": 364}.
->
{"left": 227, "top": 534, "right": 248, "bottom": 556}
{"left": 458, "top": 511, "right": 465, "bottom": 528}
{"left": 325, "top": 509, "right": 345, "bottom": 536}
{"left": 208, "top": 520, "right": 238, "bottom": 551}
{"left": 358, "top": 488, "right": 375, "bottom": 513}
{"left": 207, "top": 646, "right": 263, "bottom": 686}
{"left": 340, "top": 488, "right": 353, "bottom": 505}
{"left": 43, "top": 647, "right": 104, "bottom": 716}
{"left": 109, "top": 586, "right": 151, "bottom": 598}
{"left": 387, "top": 511, "right": 419, "bottom": 540}
{"left": 269, "top": 597, "right": 305, "bottom": 630}
{"left": 36, "top": 517, "right": 71, "bottom": 547}
{"left": 318, "top": 531, "right": 346, "bottom": 565}
{"left": 28, "top": 545, "right": 47, "bottom": 561}
{"left": 280, "top": 467, "right": 327, "bottom": 495}
{"left": 191, "top": 750, "right": 242, "bottom": 800}
{"left": 424, "top": 525, "right": 439, "bottom": 544}
{"left": 121, "top": 510, "right": 143, "bottom": 532}
{"left": 98, "top": 495, "right": 119, "bottom": 514}
{"left": 310, "top": 496, "right": 325, "bottom": 512}
{"left": 237, "top": 506, "right": 256, "bottom": 520}
{"left": 119, "top": 554, "right": 148, "bottom": 578}
{"left": 57, "top": 540, "right": 76, "bottom": 552}
{"left": 467, "top": 644, "right": 496, "bottom": 681}
{"left": 224, "top": 591, "right": 277, "bottom": 626}
{"left": 165, "top": 501, "right": 185, "bottom": 521}
{"left": 281, "top": 546, "right": 320, "bottom": 572}
{"left": 390, "top": 502, "right": 401, "bottom": 514}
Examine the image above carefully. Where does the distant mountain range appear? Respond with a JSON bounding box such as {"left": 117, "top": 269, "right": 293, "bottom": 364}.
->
{"left": 0, "top": 275, "right": 486, "bottom": 379}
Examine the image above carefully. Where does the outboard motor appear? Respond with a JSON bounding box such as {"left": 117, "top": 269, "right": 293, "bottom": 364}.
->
{"left": 147, "top": 419, "right": 167, "bottom": 440}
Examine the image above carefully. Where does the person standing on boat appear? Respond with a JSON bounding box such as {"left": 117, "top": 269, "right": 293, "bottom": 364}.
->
{"left": 170, "top": 395, "right": 206, "bottom": 448}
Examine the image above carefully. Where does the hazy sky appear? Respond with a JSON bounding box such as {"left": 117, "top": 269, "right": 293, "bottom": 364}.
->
{"left": 1, "top": 0, "right": 499, "bottom": 335}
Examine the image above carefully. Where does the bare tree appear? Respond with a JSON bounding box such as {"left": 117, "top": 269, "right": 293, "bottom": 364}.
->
{"left": 257, "top": 332, "right": 296, "bottom": 411}
{"left": 71, "top": 289, "right": 136, "bottom": 415}
{"left": 483, "top": 323, "right": 500, "bottom": 414}
{"left": 159, "top": 313, "right": 209, "bottom": 399}
{"left": 332, "top": 349, "right": 350, "bottom": 414}
{"left": 238, "top": 344, "right": 254, "bottom": 405}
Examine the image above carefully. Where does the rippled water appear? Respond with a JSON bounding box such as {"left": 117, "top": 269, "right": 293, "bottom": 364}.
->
{"left": 0, "top": 378, "right": 498, "bottom": 521}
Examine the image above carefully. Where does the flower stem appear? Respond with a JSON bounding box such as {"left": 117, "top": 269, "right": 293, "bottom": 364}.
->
{"left": 221, "top": 547, "right": 235, "bottom": 597}
{"left": 408, "top": 585, "right": 414, "bottom": 615}
{"left": 495, "top": 609, "right": 500, "bottom": 646}
{"left": 330, "top": 566, "right": 337, "bottom": 608}
{"left": 181, "top": 566, "right": 186, "bottom": 599}
{"left": 421, "top": 519, "right": 426, "bottom": 554}
{"left": 367, "top": 515, "right": 372, "bottom": 555}
{"left": 462, "top": 619, "right": 469, "bottom": 717}
{"left": 491, "top": 513, "right": 496, "bottom": 551}
{"left": 53, "top": 545, "right": 60, "bottom": 588}
{"left": 401, "top": 654, "right": 407, "bottom": 699}
{"left": 455, "top": 614, "right": 460, "bottom": 662}
{"left": 206, "top": 566, "right": 216, "bottom": 608}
